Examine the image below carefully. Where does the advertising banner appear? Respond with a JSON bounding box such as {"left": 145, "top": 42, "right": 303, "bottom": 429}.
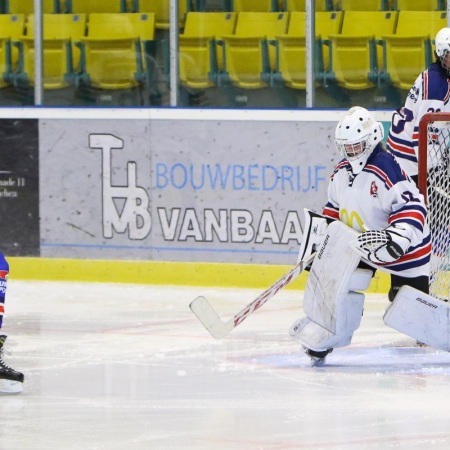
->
{"left": 0, "top": 119, "right": 39, "bottom": 256}
{"left": 40, "top": 118, "right": 337, "bottom": 264}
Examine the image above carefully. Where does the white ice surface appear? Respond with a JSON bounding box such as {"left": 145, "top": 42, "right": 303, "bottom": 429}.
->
{"left": 2, "top": 280, "right": 450, "bottom": 450}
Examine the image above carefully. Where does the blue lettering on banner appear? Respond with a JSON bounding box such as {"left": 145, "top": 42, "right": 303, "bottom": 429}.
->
{"left": 155, "top": 162, "right": 327, "bottom": 192}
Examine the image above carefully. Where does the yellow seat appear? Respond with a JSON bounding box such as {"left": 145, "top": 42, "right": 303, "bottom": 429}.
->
{"left": 14, "top": 14, "right": 86, "bottom": 89}
{"left": 78, "top": 13, "right": 155, "bottom": 90}
{"left": 65, "top": 0, "right": 126, "bottom": 13}
{"left": 283, "top": 0, "right": 333, "bottom": 11}
{"left": 274, "top": 11, "right": 343, "bottom": 89}
{"left": 381, "top": 11, "right": 447, "bottom": 90}
{"left": 133, "top": 0, "right": 189, "bottom": 29}
{"left": 393, "top": 0, "right": 443, "bottom": 11}
{"left": 335, "top": 0, "right": 389, "bottom": 10}
{"left": 221, "top": 12, "right": 288, "bottom": 89}
{"left": 0, "top": 14, "right": 25, "bottom": 88}
{"left": 179, "top": 12, "right": 236, "bottom": 89}
{"left": 5, "top": 0, "right": 56, "bottom": 13}
{"left": 326, "top": 11, "right": 397, "bottom": 90}
{"left": 19, "top": 14, "right": 86, "bottom": 89}
{"left": 231, "top": 0, "right": 278, "bottom": 11}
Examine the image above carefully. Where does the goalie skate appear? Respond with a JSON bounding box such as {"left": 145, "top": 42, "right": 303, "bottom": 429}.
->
{"left": 304, "top": 348, "right": 333, "bottom": 367}
{"left": 0, "top": 336, "right": 24, "bottom": 394}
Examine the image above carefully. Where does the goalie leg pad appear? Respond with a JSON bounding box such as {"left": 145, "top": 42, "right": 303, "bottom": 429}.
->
{"left": 384, "top": 285, "right": 450, "bottom": 351}
{"left": 290, "top": 221, "right": 373, "bottom": 351}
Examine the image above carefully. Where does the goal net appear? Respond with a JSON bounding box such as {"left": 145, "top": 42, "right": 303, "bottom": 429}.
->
{"left": 418, "top": 112, "right": 450, "bottom": 301}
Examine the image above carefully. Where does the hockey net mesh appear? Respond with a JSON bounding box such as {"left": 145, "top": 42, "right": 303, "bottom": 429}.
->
{"left": 418, "top": 115, "right": 450, "bottom": 301}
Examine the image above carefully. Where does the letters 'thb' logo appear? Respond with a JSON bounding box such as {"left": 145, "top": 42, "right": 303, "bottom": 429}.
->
{"left": 89, "top": 134, "right": 151, "bottom": 240}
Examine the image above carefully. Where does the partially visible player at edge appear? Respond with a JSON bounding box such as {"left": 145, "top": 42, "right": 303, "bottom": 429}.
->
{"left": 386, "top": 27, "right": 450, "bottom": 181}
{"left": 298, "top": 107, "right": 431, "bottom": 366}
{"left": 0, "top": 254, "right": 24, "bottom": 393}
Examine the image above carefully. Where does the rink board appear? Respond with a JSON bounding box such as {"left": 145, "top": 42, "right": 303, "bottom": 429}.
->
{"left": 6, "top": 256, "right": 391, "bottom": 292}
{"left": 0, "top": 109, "right": 393, "bottom": 281}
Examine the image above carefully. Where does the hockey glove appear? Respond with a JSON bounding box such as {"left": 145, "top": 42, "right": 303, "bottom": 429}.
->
{"left": 350, "top": 224, "right": 412, "bottom": 264}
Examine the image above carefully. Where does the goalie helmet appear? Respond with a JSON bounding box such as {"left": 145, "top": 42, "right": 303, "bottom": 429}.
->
{"left": 334, "top": 106, "right": 384, "bottom": 174}
{"left": 435, "top": 27, "right": 450, "bottom": 77}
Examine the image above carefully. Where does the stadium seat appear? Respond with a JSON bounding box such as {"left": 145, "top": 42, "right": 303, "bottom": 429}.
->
{"left": 273, "top": 11, "right": 343, "bottom": 89}
{"left": 3, "top": 0, "right": 56, "bottom": 13}
{"left": 179, "top": 12, "right": 237, "bottom": 89}
{"left": 76, "top": 13, "right": 155, "bottom": 90}
{"left": 0, "top": 14, "right": 25, "bottom": 88}
{"left": 229, "top": 0, "right": 279, "bottom": 11}
{"left": 334, "top": 0, "right": 390, "bottom": 10}
{"left": 220, "top": 12, "right": 288, "bottom": 88}
{"left": 393, "top": 0, "right": 444, "bottom": 11}
{"left": 283, "top": 0, "right": 334, "bottom": 11}
{"left": 195, "top": 0, "right": 231, "bottom": 11}
{"left": 324, "top": 11, "right": 397, "bottom": 90}
{"left": 132, "top": 0, "right": 189, "bottom": 29}
{"left": 380, "top": 11, "right": 447, "bottom": 90}
{"left": 12, "top": 14, "right": 86, "bottom": 89}
{"left": 64, "top": 0, "right": 127, "bottom": 13}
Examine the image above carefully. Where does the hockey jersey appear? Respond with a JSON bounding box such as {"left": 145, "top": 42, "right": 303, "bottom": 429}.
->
{"left": 386, "top": 62, "right": 450, "bottom": 177}
{"left": 322, "top": 145, "right": 431, "bottom": 277}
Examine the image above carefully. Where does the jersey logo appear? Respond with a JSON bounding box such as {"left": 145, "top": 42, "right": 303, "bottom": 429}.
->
{"left": 370, "top": 181, "right": 378, "bottom": 198}
{"left": 340, "top": 209, "right": 366, "bottom": 232}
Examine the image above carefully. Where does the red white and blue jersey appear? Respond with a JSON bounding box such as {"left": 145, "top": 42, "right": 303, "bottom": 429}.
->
{"left": 322, "top": 145, "right": 431, "bottom": 277}
{"left": 386, "top": 62, "right": 450, "bottom": 177}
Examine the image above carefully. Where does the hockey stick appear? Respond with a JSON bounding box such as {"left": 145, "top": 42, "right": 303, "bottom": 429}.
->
{"left": 189, "top": 252, "right": 316, "bottom": 339}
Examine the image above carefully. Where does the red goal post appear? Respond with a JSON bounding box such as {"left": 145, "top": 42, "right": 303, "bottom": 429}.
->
{"left": 418, "top": 112, "right": 450, "bottom": 301}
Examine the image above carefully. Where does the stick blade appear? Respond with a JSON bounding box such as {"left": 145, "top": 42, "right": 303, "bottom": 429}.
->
{"left": 189, "top": 296, "right": 233, "bottom": 339}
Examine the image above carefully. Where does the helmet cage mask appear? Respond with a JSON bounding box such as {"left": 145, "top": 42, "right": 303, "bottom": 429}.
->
{"left": 435, "top": 27, "right": 450, "bottom": 76}
{"left": 334, "top": 106, "right": 384, "bottom": 174}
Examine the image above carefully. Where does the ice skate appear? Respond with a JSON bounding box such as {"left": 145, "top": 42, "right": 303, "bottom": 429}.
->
{"left": 304, "top": 348, "right": 333, "bottom": 367}
{"left": 0, "top": 335, "right": 24, "bottom": 394}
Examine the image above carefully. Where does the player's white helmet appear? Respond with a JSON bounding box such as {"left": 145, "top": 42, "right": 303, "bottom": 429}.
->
{"left": 435, "top": 27, "right": 450, "bottom": 76}
{"left": 334, "top": 106, "right": 384, "bottom": 174}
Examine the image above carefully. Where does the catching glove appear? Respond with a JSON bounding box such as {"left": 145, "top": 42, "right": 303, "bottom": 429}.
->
{"left": 350, "top": 224, "right": 412, "bottom": 264}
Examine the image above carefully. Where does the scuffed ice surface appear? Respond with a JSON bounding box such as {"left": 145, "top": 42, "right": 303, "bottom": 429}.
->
{"left": 1, "top": 281, "right": 450, "bottom": 449}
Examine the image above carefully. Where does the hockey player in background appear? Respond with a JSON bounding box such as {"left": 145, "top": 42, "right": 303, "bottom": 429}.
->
{"left": 386, "top": 27, "right": 450, "bottom": 182}
{"left": 290, "top": 106, "right": 431, "bottom": 366}
{"left": 0, "top": 254, "right": 24, "bottom": 393}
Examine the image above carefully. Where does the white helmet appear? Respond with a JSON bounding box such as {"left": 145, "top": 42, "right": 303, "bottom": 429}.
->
{"left": 334, "top": 106, "right": 384, "bottom": 174}
{"left": 435, "top": 27, "right": 450, "bottom": 75}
